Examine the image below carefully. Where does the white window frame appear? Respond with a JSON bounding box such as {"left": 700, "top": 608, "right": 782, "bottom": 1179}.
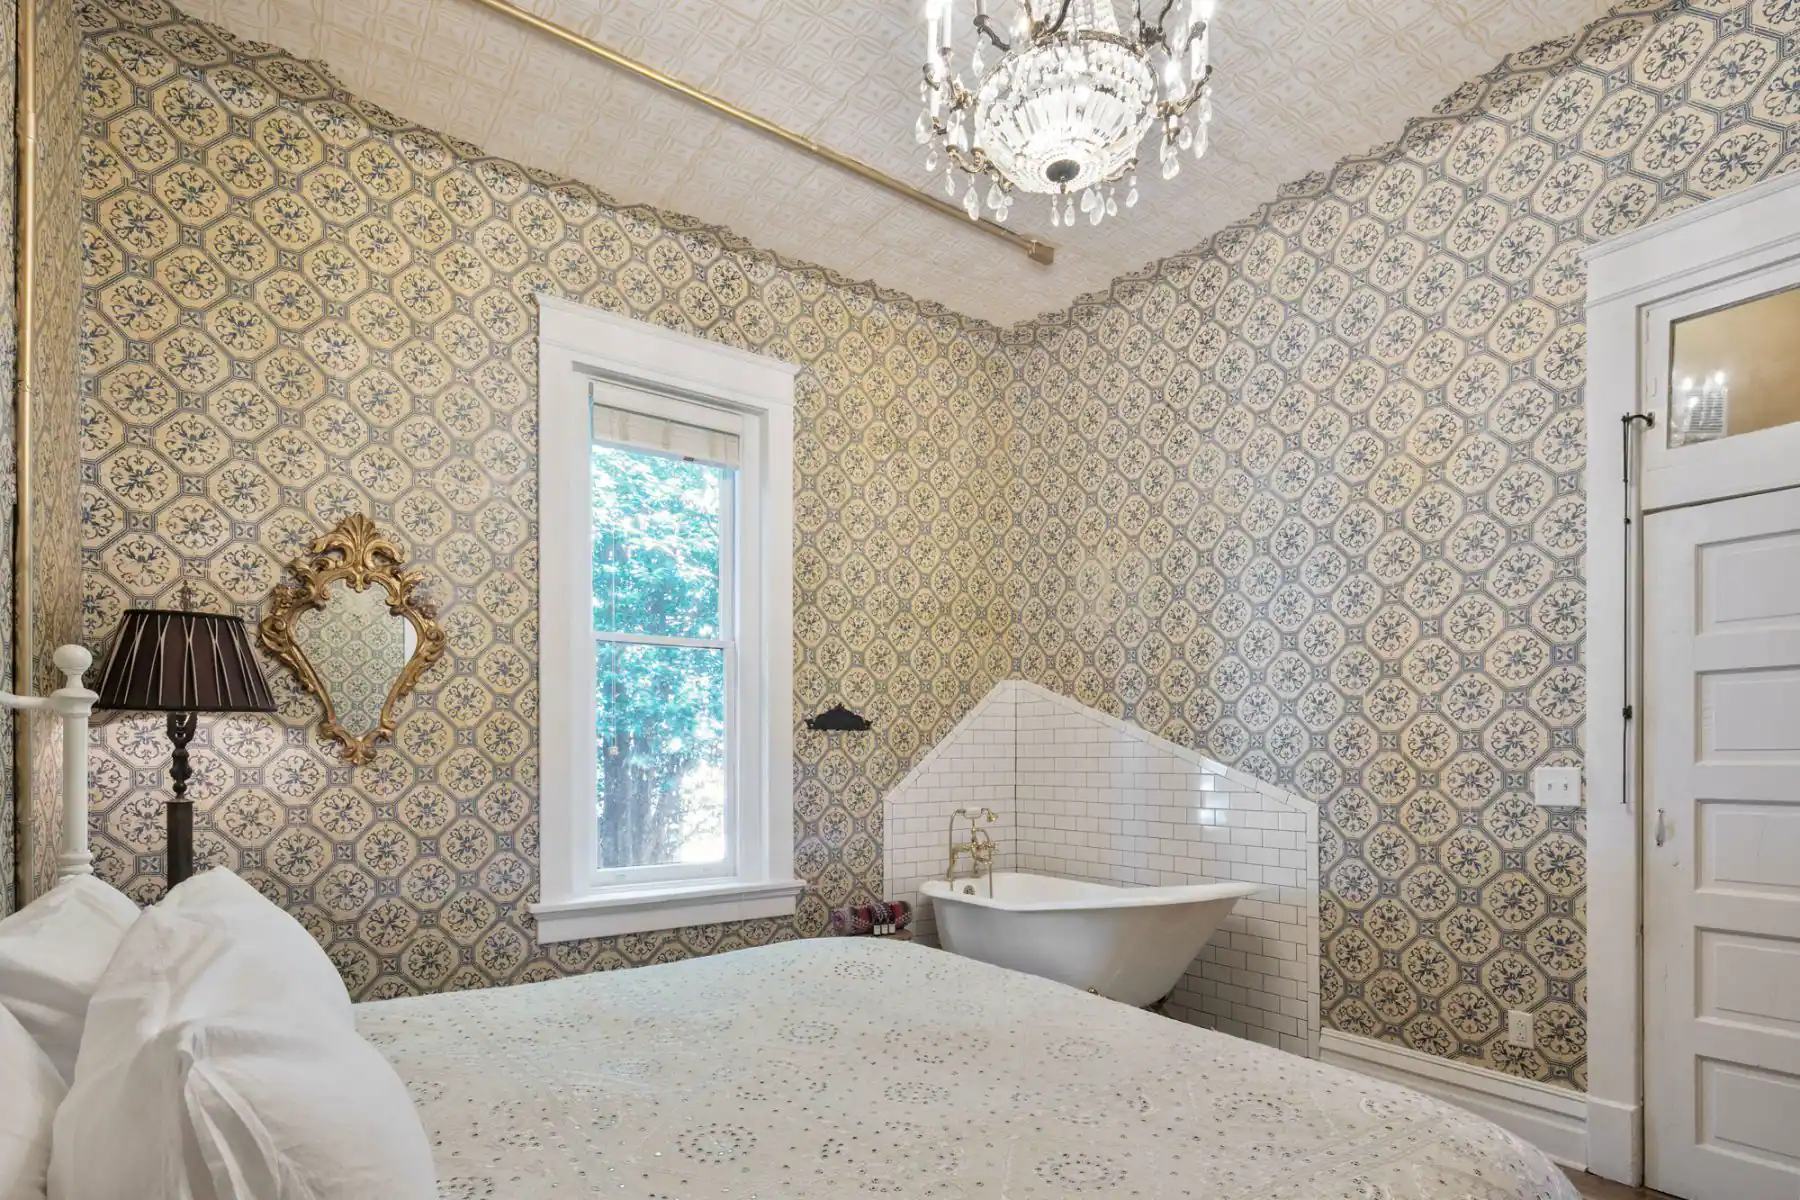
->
{"left": 533, "top": 294, "right": 801, "bottom": 943}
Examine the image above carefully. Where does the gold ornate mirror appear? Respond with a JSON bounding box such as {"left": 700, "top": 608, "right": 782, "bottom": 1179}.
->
{"left": 258, "top": 514, "right": 445, "bottom": 763}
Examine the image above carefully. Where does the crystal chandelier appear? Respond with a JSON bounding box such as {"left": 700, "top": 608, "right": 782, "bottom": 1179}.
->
{"left": 916, "top": 0, "right": 1217, "bottom": 229}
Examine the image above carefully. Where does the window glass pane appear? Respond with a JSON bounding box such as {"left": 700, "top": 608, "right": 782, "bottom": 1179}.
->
{"left": 596, "top": 642, "right": 727, "bottom": 870}
{"left": 592, "top": 442, "right": 726, "bottom": 639}
{"left": 1669, "top": 285, "right": 1800, "bottom": 447}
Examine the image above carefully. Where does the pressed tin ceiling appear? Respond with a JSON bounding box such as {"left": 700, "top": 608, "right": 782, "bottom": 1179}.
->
{"left": 171, "top": 0, "right": 1617, "bottom": 326}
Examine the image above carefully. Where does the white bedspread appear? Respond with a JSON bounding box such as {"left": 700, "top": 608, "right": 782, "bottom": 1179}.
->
{"left": 357, "top": 937, "right": 1578, "bottom": 1199}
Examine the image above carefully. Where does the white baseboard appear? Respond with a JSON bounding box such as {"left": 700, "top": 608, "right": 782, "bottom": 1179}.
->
{"left": 1583, "top": 1096, "right": 1640, "bottom": 1186}
{"left": 1320, "top": 1030, "right": 1588, "bottom": 1170}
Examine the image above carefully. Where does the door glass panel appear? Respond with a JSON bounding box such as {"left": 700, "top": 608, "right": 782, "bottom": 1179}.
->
{"left": 1669, "top": 286, "right": 1800, "bottom": 448}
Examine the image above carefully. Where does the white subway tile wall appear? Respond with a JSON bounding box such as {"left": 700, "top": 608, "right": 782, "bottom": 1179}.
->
{"left": 883, "top": 685, "right": 1018, "bottom": 946}
{"left": 884, "top": 681, "right": 1320, "bottom": 1058}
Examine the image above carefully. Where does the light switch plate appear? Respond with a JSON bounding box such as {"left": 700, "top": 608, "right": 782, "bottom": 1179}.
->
{"left": 1533, "top": 766, "right": 1582, "bottom": 808}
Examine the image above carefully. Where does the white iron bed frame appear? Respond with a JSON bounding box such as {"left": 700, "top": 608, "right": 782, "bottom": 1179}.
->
{"left": 6, "top": 645, "right": 99, "bottom": 887}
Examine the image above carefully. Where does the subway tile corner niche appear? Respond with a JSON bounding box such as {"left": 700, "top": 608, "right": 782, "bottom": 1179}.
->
{"left": 885, "top": 681, "right": 1320, "bottom": 1058}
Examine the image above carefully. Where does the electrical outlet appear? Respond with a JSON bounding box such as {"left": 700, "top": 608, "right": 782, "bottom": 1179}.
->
{"left": 1507, "top": 1009, "right": 1534, "bottom": 1049}
{"left": 1532, "top": 766, "right": 1582, "bottom": 808}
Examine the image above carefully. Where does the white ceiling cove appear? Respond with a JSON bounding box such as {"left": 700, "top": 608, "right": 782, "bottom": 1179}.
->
{"left": 174, "top": 0, "right": 1617, "bottom": 326}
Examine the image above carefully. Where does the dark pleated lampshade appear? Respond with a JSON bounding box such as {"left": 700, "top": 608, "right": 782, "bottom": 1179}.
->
{"left": 95, "top": 609, "right": 277, "bottom": 714}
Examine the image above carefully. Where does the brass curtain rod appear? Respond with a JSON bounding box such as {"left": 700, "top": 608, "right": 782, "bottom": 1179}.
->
{"left": 13, "top": 0, "right": 37, "bottom": 904}
{"left": 457, "top": 0, "right": 1055, "bottom": 266}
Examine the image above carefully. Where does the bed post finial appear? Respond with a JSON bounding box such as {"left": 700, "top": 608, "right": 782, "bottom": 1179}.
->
{"left": 51, "top": 645, "right": 97, "bottom": 882}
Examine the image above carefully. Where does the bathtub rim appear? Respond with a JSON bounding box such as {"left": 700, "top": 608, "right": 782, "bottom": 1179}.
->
{"left": 919, "top": 871, "right": 1264, "bottom": 913}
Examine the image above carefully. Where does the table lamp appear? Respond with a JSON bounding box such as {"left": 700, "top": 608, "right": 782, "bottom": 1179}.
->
{"left": 94, "top": 607, "right": 276, "bottom": 886}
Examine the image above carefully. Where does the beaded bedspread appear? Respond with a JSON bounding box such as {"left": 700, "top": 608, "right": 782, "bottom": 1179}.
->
{"left": 358, "top": 937, "right": 1577, "bottom": 1199}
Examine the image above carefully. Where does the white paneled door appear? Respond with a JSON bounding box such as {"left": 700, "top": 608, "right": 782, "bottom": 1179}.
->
{"left": 1644, "top": 487, "right": 1800, "bottom": 1200}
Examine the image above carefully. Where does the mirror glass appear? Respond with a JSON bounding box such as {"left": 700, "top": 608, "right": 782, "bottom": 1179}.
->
{"left": 292, "top": 580, "right": 417, "bottom": 737}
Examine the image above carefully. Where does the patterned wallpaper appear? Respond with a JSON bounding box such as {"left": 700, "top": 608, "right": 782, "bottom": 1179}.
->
{"left": 7, "top": 0, "right": 87, "bottom": 907}
{"left": 75, "top": 0, "right": 1013, "bottom": 995}
{"left": 31, "top": 0, "right": 88, "bottom": 903}
{"left": 1006, "top": 0, "right": 1800, "bottom": 1089}
{"left": 68, "top": 0, "right": 1800, "bottom": 1088}
{"left": 1, "top": 0, "right": 15, "bottom": 914}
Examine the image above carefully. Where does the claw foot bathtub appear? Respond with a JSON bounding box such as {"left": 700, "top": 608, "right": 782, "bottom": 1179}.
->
{"left": 919, "top": 872, "right": 1262, "bottom": 1006}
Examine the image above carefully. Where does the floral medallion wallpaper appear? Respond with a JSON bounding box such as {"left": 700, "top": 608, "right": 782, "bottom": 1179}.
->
{"left": 1006, "top": 0, "right": 1800, "bottom": 1089}
{"left": 75, "top": 0, "right": 1013, "bottom": 992}
{"left": 8, "top": 0, "right": 88, "bottom": 908}
{"left": 65, "top": 0, "right": 1800, "bottom": 1089}
{"left": 31, "top": 0, "right": 88, "bottom": 904}
{"left": 1, "top": 0, "right": 15, "bottom": 915}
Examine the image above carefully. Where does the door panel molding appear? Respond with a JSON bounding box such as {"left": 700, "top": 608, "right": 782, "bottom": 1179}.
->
{"left": 1644, "top": 493, "right": 1800, "bottom": 1199}
{"left": 1584, "top": 167, "right": 1800, "bottom": 1188}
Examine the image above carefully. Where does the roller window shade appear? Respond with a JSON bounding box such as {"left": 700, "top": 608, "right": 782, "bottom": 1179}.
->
{"left": 591, "top": 401, "right": 741, "bottom": 469}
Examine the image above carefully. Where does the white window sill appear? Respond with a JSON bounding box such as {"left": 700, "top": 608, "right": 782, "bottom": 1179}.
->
{"left": 530, "top": 878, "right": 807, "bottom": 943}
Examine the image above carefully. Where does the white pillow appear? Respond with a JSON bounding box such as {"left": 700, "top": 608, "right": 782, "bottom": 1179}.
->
{"left": 51, "top": 905, "right": 436, "bottom": 1200}
{"left": 0, "top": 1002, "right": 64, "bottom": 1200}
{"left": 0, "top": 875, "right": 140, "bottom": 1081}
{"left": 159, "top": 868, "right": 351, "bottom": 1026}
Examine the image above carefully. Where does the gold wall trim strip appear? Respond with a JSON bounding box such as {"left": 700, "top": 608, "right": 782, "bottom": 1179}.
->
{"left": 12, "top": 0, "right": 36, "bottom": 904}
{"left": 458, "top": 0, "right": 1055, "bottom": 267}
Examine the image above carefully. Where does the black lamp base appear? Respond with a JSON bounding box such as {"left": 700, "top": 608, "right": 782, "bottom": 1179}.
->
{"left": 166, "top": 799, "right": 193, "bottom": 888}
{"left": 166, "top": 710, "right": 197, "bottom": 887}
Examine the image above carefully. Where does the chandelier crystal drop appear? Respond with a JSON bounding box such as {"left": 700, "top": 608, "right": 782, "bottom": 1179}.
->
{"left": 920, "top": 0, "right": 1218, "bottom": 228}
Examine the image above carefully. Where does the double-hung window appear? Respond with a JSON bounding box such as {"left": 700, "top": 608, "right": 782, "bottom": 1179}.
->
{"left": 534, "top": 296, "right": 800, "bottom": 943}
{"left": 590, "top": 397, "right": 738, "bottom": 886}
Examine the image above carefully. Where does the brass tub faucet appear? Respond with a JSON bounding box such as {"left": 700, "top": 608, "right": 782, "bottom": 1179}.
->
{"left": 945, "top": 806, "right": 998, "bottom": 897}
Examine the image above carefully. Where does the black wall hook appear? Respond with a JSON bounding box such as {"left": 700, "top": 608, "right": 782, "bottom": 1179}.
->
{"left": 805, "top": 704, "right": 873, "bottom": 732}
